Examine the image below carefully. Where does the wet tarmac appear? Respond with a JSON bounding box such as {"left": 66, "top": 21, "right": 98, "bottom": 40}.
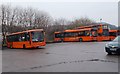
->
{"left": 2, "top": 42, "right": 119, "bottom": 72}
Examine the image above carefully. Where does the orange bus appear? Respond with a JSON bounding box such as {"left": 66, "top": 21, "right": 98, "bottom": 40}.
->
{"left": 77, "top": 24, "right": 110, "bottom": 41}
{"left": 54, "top": 24, "right": 110, "bottom": 42}
{"left": 109, "top": 30, "right": 118, "bottom": 41}
{"left": 54, "top": 31, "right": 64, "bottom": 42}
{"left": 6, "top": 29, "right": 46, "bottom": 48}
{"left": 63, "top": 28, "right": 97, "bottom": 42}
{"left": 97, "top": 24, "right": 110, "bottom": 41}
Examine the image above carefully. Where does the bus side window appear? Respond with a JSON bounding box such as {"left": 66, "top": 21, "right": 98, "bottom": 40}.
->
{"left": 25, "top": 32, "right": 30, "bottom": 41}
{"left": 31, "top": 32, "right": 34, "bottom": 39}
{"left": 92, "top": 31, "right": 95, "bottom": 36}
{"left": 11, "top": 35, "right": 15, "bottom": 42}
{"left": 74, "top": 33, "right": 78, "bottom": 37}
{"left": 78, "top": 31, "right": 85, "bottom": 36}
{"left": 15, "top": 35, "right": 20, "bottom": 41}
{"left": 21, "top": 33, "right": 30, "bottom": 41}
{"left": 18, "top": 34, "right": 22, "bottom": 41}
{"left": 85, "top": 31, "right": 90, "bottom": 36}
{"left": 19, "top": 34, "right": 25, "bottom": 41}
{"left": 19, "top": 36, "right": 22, "bottom": 41}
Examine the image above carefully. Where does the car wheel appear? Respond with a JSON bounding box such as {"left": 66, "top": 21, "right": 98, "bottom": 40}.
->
{"left": 116, "top": 49, "right": 120, "bottom": 55}
{"left": 107, "top": 52, "right": 112, "bottom": 55}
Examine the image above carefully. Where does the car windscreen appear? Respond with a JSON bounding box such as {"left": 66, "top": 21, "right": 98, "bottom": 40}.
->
{"left": 113, "top": 36, "right": 120, "bottom": 42}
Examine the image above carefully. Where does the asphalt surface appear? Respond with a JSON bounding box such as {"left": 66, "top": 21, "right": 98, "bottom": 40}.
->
{"left": 2, "top": 42, "right": 119, "bottom": 72}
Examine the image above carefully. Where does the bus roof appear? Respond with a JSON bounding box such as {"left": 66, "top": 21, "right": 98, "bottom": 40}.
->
{"left": 54, "top": 31, "right": 62, "bottom": 34}
{"left": 6, "top": 29, "right": 43, "bottom": 36}
{"left": 64, "top": 28, "right": 92, "bottom": 32}
{"left": 76, "top": 24, "right": 107, "bottom": 29}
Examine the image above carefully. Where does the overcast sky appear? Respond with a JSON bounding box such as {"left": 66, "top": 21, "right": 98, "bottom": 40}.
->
{"left": 0, "top": 0, "right": 119, "bottom": 26}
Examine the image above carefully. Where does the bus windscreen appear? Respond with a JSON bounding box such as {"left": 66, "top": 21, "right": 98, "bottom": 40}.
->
{"left": 31, "top": 31, "right": 44, "bottom": 42}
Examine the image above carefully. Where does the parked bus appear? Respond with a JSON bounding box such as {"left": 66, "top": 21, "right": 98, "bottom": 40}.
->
{"left": 6, "top": 29, "right": 46, "bottom": 48}
{"left": 109, "top": 30, "right": 118, "bottom": 40}
{"left": 54, "top": 31, "right": 64, "bottom": 42}
{"left": 77, "top": 24, "right": 110, "bottom": 41}
{"left": 54, "top": 28, "right": 97, "bottom": 42}
{"left": 63, "top": 28, "right": 97, "bottom": 42}
{"left": 97, "top": 24, "right": 109, "bottom": 41}
{"left": 54, "top": 24, "right": 111, "bottom": 42}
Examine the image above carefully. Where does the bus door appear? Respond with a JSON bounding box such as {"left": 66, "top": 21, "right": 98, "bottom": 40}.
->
{"left": 97, "top": 29, "right": 109, "bottom": 41}
{"left": 91, "top": 29, "right": 97, "bottom": 41}
{"left": 102, "top": 29, "right": 109, "bottom": 41}
{"left": 18, "top": 32, "right": 31, "bottom": 48}
{"left": 84, "top": 30, "right": 92, "bottom": 41}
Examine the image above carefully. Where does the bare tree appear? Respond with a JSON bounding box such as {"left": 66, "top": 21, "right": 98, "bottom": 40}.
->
{"left": 45, "top": 18, "right": 69, "bottom": 41}
{"left": 66, "top": 17, "right": 94, "bottom": 29}
{"left": 75, "top": 17, "right": 94, "bottom": 25}
{"left": 33, "top": 11, "right": 52, "bottom": 30}
{"left": 1, "top": 5, "right": 11, "bottom": 45}
{"left": 1, "top": 5, "right": 8, "bottom": 36}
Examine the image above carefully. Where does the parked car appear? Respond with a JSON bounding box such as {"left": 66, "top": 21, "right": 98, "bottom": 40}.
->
{"left": 105, "top": 36, "right": 120, "bottom": 55}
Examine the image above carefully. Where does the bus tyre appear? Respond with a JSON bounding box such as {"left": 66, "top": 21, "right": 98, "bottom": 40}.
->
{"left": 79, "top": 38, "right": 83, "bottom": 42}
{"left": 23, "top": 44, "right": 26, "bottom": 49}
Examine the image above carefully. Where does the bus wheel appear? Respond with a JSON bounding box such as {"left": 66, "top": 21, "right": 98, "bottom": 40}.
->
{"left": 23, "top": 44, "right": 26, "bottom": 49}
{"left": 79, "top": 38, "right": 83, "bottom": 42}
